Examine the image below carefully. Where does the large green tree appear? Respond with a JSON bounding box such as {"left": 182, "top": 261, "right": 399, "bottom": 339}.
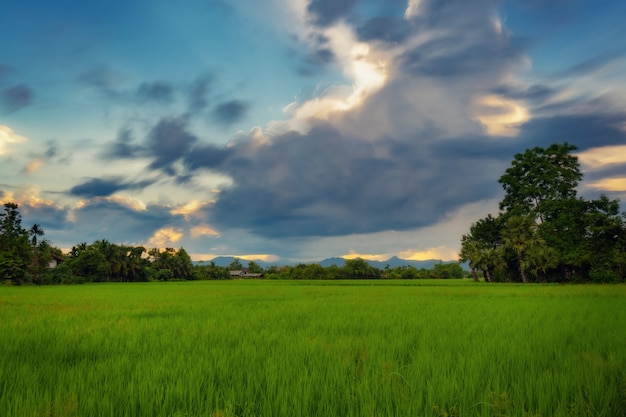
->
{"left": 498, "top": 143, "right": 582, "bottom": 223}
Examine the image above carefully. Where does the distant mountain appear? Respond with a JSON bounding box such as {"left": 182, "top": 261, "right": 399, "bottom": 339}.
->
{"left": 197, "top": 256, "right": 457, "bottom": 270}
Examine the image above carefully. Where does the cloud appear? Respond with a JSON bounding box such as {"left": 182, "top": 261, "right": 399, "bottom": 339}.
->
{"left": 24, "top": 159, "right": 43, "bottom": 174}
{"left": 147, "top": 117, "right": 198, "bottom": 174}
{"left": 149, "top": 227, "right": 184, "bottom": 247}
{"left": 0, "top": 186, "right": 70, "bottom": 232}
{"left": 2, "top": 84, "right": 33, "bottom": 113}
{"left": 307, "top": 0, "right": 358, "bottom": 27}
{"left": 190, "top": 225, "right": 220, "bottom": 238}
{"left": 63, "top": 199, "right": 176, "bottom": 246}
{"left": 136, "top": 81, "right": 175, "bottom": 104}
{"left": 103, "top": 128, "right": 143, "bottom": 159}
{"left": 69, "top": 177, "right": 154, "bottom": 198}
{"left": 195, "top": 123, "right": 504, "bottom": 238}
{"left": 578, "top": 145, "right": 626, "bottom": 169}
{"left": 356, "top": 17, "right": 411, "bottom": 43}
{"left": 186, "top": 73, "right": 213, "bottom": 115}
{"left": 211, "top": 100, "right": 250, "bottom": 126}
{"left": 0, "top": 125, "right": 26, "bottom": 155}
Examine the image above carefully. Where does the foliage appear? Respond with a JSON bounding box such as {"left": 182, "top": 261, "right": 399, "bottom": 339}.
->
{"left": 461, "top": 143, "right": 626, "bottom": 283}
{"left": 498, "top": 143, "right": 582, "bottom": 222}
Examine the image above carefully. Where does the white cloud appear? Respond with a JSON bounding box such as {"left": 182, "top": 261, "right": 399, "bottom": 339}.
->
{"left": 149, "top": 227, "right": 184, "bottom": 247}
{"left": 0, "top": 125, "right": 26, "bottom": 155}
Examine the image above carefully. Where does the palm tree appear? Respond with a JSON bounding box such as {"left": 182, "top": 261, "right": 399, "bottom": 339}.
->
{"left": 523, "top": 244, "right": 559, "bottom": 282}
{"left": 502, "top": 216, "right": 543, "bottom": 283}
{"left": 459, "top": 235, "right": 480, "bottom": 282}
{"left": 29, "top": 224, "right": 44, "bottom": 247}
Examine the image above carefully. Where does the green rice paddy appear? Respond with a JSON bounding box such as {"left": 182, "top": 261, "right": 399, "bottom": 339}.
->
{"left": 1, "top": 280, "right": 625, "bottom": 416}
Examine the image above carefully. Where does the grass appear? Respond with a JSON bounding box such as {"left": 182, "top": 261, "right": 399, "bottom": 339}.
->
{"left": 1, "top": 280, "right": 625, "bottom": 416}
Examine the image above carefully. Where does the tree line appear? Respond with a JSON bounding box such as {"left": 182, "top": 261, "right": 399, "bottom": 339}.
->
{"left": 460, "top": 143, "right": 626, "bottom": 283}
{"left": 0, "top": 202, "right": 465, "bottom": 284}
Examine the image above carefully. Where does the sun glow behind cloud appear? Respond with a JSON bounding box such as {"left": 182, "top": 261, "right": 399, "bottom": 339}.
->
{"left": 277, "top": 5, "right": 388, "bottom": 133}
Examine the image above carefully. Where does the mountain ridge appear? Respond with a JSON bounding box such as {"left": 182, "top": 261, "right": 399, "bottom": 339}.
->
{"left": 196, "top": 256, "right": 456, "bottom": 270}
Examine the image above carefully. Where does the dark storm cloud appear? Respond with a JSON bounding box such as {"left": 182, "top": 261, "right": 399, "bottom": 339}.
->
{"left": 1, "top": 84, "right": 33, "bottom": 113}
{"left": 136, "top": 81, "right": 175, "bottom": 104}
{"left": 69, "top": 177, "right": 154, "bottom": 198}
{"left": 193, "top": 124, "right": 503, "bottom": 238}
{"left": 307, "top": 0, "right": 358, "bottom": 27}
{"left": 211, "top": 100, "right": 250, "bottom": 126}
{"left": 147, "top": 117, "right": 198, "bottom": 174}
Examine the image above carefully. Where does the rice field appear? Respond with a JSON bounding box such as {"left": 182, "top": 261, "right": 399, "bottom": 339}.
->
{"left": 1, "top": 280, "right": 625, "bottom": 417}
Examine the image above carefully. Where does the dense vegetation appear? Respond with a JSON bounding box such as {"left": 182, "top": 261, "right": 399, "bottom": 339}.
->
{"left": 0, "top": 202, "right": 464, "bottom": 284}
{"left": 1, "top": 280, "right": 624, "bottom": 417}
{"left": 460, "top": 143, "right": 626, "bottom": 283}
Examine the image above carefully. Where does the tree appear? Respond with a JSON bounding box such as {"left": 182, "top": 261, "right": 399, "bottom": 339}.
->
{"left": 29, "top": 224, "right": 44, "bottom": 247}
{"left": 459, "top": 214, "right": 505, "bottom": 282}
{"left": 462, "top": 143, "right": 626, "bottom": 283}
{"left": 246, "top": 261, "right": 263, "bottom": 274}
{"left": 0, "top": 203, "right": 31, "bottom": 283}
{"left": 228, "top": 258, "right": 243, "bottom": 270}
{"left": 498, "top": 143, "right": 582, "bottom": 223}
{"left": 501, "top": 216, "right": 544, "bottom": 283}
{"left": 343, "top": 258, "right": 379, "bottom": 279}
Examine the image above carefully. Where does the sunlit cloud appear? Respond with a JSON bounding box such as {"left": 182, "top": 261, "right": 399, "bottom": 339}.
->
{"left": 190, "top": 225, "right": 220, "bottom": 238}
{"left": 105, "top": 195, "right": 147, "bottom": 212}
{"left": 587, "top": 178, "right": 626, "bottom": 192}
{"left": 0, "top": 125, "right": 26, "bottom": 155}
{"left": 277, "top": 11, "right": 388, "bottom": 133}
{"left": 577, "top": 145, "right": 626, "bottom": 168}
{"left": 171, "top": 200, "right": 210, "bottom": 220}
{"left": 472, "top": 95, "right": 530, "bottom": 136}
{"left": 0, "top": 185, "right": 57, "bottom": 208}
{"left": 149, "top": 227, "right": 184, "bottom": 247}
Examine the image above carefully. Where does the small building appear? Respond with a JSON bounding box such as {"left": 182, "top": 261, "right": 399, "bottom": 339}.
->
{"left": 229, "top": 270, "right": 264, "bottom": 278}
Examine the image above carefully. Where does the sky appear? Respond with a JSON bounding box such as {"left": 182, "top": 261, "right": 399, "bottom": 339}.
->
{"left": 1, "top": 0, "right": 626, "bottom": 264}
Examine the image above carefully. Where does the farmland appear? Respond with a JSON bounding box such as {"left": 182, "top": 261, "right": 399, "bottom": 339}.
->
{"left": 1, "top": 280, "right": 625, "bottom": 416}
